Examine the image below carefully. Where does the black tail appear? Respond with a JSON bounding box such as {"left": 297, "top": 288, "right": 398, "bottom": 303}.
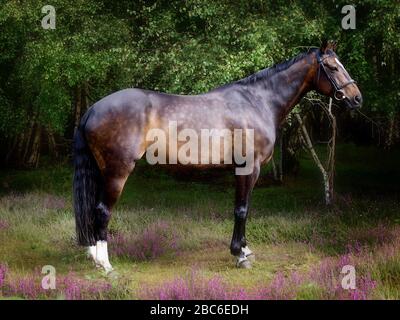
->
{"left": 73, "top": 122, "right": 102, "bottom": 246}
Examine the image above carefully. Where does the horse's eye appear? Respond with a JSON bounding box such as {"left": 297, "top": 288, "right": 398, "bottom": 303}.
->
{"left": 327, "top": 64, "right": 338, "bottom": 71}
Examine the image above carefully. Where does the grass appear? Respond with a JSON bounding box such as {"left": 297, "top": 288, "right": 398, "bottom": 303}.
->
{"left": 0, "top": 144, "right": 399, "bottom": 299}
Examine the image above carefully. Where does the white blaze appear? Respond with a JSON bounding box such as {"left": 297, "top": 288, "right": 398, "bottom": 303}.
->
{"left": 335, "top": 58, "right": 345, "bottom": 71}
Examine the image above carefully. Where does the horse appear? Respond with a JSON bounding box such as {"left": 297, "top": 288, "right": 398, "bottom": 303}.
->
{"left": 73, "top": 40, "right": 362, "bottom": 273}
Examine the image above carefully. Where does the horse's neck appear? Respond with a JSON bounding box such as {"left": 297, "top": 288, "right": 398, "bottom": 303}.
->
{"left": 248, "top": 54, "right": 315, "bottom": 125}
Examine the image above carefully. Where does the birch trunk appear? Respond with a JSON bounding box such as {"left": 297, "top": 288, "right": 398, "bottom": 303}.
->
{"left": 296, "top": 113, "right": 332, "bottom": 205}
{"left": 270, "top": 156, "right": 279, "bottom": 181}
{"left": 26, "top": 125, "right": 41, "bottom": 168}
{"left": 327, "top": 99, "right": 336, "bottom": 204}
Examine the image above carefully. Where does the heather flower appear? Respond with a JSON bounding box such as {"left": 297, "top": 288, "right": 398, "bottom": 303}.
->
{"left": 350, "top": 274, "right": 376, "bottom": 300}
{"left": 61, "top": 273, "right": 113, "bottom": 300}
{"left": 256, "top": 271, "right": 304, "bottom": 300}
{"left": 0, "top": 268, "right": 114, "bottom": 300}
{"left": 109, "top": 221, "right": 180, "bottom": 261}
{"left": 141, "top": 270, "right": 296, "bottom": 300}
{"left": 7, "top": 275, "right": 45, "bottom": 299}
{"left": 0, "top": 220, "right": 9, "bottom": 231}
{"left": 63, "top": 275, "right": 82, "bottom": 300}
{"left": 308, "top": 251, "right": 377, "bottom": 300}
{"left": 142, "top": 270, "right": 235, "bottom": 300}
{"left": 348, "top": 224, "right": 395, "bottom": 249}
{"left": 141, "top": 250, "right": 378, "bottom": 301}
{"left": 0, "top": 264, "right": 7, "bottom": 288}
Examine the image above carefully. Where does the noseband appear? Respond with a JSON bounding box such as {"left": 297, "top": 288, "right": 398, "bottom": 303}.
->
{"left": 316, "top": 54, "right": 356, "bottom": 101}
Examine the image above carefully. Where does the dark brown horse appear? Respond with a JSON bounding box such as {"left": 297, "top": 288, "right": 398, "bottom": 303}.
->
{"left": 73, "top": 41, "right": 362, "bottom": 272}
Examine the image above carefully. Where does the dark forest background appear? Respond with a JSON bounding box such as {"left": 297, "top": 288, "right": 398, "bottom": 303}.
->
{"left": 1, "top": 1, "right": 400, "bottom": 300}
{"left": 0, "top": 0, "right": 399, "bottom": 169}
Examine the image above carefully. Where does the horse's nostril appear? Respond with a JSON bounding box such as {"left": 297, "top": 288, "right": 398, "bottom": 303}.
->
{"left": 354, "top": 95, "right": 362, "bottom": 105}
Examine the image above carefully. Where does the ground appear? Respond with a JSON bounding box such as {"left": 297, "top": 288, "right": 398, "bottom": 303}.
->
{"left": 0, "top": 144, "right": 399, "bottom": 299}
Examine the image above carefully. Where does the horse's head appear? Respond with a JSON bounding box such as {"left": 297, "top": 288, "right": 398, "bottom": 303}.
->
{"left": 314, "top": 40, "right": 362, "bottom": 109}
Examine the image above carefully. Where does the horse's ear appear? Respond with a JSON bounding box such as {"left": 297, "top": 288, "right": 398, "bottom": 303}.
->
{"left": 320, "top": 39, "right": 337, "bottom": 53}
{"left": 332, "top": 40, "right": 338, "bottom": 52}
{"left": 320, "top": 39, "right": 329, "bottom": 54}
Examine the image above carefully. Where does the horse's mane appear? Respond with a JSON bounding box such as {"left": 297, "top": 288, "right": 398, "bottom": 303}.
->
{"left": 236, "top": 48, "right": 319, "bottom": 85}
{"left": 214, "top": 48, "right": 318, "bottom": 90}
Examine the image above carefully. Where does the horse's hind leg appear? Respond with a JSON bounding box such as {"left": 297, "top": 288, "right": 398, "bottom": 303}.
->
{"left": 92, "top": 164, "right": 134, "bottom": 273}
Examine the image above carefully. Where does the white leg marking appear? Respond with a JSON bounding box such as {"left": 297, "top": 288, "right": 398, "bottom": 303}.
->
{"left": 236, "top": 251, "right": 251, "bottom": 268}
{"left": 242, "top": 246, "right": 253, "bottom": 257}
{"left": 87, "top": 245, "right": 96, "bottom": 261}
{"left": 95, "top": 241, "right": 113, "bottom": 273}
{"left": 242, "top": 245, "right": 255, "bottom": 262}
{"left": 237, "top": 251, "right": 248, "bottom": 264}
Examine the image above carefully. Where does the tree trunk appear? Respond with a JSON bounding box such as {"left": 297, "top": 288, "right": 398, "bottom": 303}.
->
{"left": 47, "top": 129, "right": 58, "bottom": 159}
{"left": 74, "top": 83, "right": 90, "bottom": 129}
{"left": 270, "top": 156, "right": 279, "bottom": 181}
{"left": 22, "top": 120, "right": 36, "bottom": 163}
{"left": 394, "top": 113, "right": 399, "bottom": 142}
{"left": 296, "top": 113, "right": 333, "bottom": 205}
{"left": 326, "top": 99, "right": 336, "bottom": 204}
{"left": 386, "top": 114, "right": 395, "bottom": 149}
{"left": 5, "top": 135, "right": 18, "bottom": 163}
{"left": 26, "top": 124, "right": 41, "bottom": 168}
{"left": 278, "top": 133, "right": 284, "bottom": 182}
{"left": 83, "top": 82, "right": 90, "bottom": 111}
{"left": 74, "top": 86, "right": 82, "bottom": 129}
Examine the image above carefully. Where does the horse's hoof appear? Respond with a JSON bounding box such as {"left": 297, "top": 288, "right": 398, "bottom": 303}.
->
{"left": 237, "top": 259, "right": 252, "bottom": 269}
{"left": 106, "top": 269, "right": 119, "bottom": 279}
{"left": 104, "top": 267, "right": 114, "bottom": 275}
{"left": 95, "top": 261, "right": 114, "bottom": 274}
{"left": 246, "top": 253, "right": 256, "bottom": 263}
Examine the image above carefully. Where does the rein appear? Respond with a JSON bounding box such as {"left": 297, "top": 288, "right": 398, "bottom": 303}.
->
{"left": 316, "top": 54, "right": 356, "bottom": 101}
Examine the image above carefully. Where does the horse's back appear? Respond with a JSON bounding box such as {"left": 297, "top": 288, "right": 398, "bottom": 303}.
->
{"left": 84, "top": 88, "right": 207, "bottom": 126}
{"left": 89, "top": 88, "right": 150, "bottom": 115}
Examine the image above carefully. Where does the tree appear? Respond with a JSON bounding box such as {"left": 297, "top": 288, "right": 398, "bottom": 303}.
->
{"left": 0, "top": 0, "right": 398, "bottom": 168}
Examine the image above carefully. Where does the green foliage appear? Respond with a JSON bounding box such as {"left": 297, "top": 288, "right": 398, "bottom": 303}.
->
{"left": 0, "top": 0, "right": 137, "bottom": 135}
{"left": 0, "top": 0, "right": 398, "bottom": 142}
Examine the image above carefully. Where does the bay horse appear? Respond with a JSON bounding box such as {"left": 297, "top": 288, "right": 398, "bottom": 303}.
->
{"left": 73, "top": 41, "right": 362, "bottom": 273}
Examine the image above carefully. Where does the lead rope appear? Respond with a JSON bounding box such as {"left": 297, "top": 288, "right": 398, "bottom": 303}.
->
{"left": 355, "top": 108, "right": 383, "bottom": 145}
{"left": 356, "top": 108, "right": 380, "bottom": 128}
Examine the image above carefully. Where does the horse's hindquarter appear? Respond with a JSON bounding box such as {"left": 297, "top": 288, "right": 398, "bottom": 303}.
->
{"left": 84, "top": 88, "right": 152, "bottom": 171}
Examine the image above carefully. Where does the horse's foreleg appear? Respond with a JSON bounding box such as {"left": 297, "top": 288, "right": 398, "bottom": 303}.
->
{"left": 230, "top": 163, "right": 260, "bottom": 268}
{"left": 92, "top": 165, "right": 133, "bottom": 273}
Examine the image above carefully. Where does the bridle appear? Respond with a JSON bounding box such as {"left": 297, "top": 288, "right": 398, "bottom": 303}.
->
{"left": 316, "top": 53, "right": 356, "bottom": 101}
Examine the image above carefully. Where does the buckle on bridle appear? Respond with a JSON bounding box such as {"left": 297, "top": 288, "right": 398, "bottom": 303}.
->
{"left": 334, "top": 90, "right": 346, "bottom": 101}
